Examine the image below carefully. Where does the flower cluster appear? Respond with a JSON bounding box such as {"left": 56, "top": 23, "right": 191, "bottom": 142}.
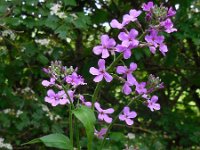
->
{"left": 41, "top": 1, "right": 176, "bottom": 141}
{"left": 41, "top": 61, "right": 90, "bottom": 107}
{"left": 88, "top": 1, "right": 176, "bottom": 131}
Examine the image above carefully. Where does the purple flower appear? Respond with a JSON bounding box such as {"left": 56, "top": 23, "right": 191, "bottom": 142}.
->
{"left": 135, "top": 82, "right": 147, "bottom": 94}
{"left": 94, "top": 128, "right": 107, "bottom": 139}
{"left": 79, "top": 95, "right": 92, "bottom": 108}
{"left": 115, "top": 42, "right": 133, "bottom": 59}
{"left": 65, "top": 72, "right": 86, "bottom": 86}
{"left": 122, "top": 81, "right": 133, "bottom": 95}
{"left": 147, "top": 95, "right": 160, "bottom": 111}
{"left": 145, "top": 29, "right": 168, "bottom": 55}
{"left": 167, "top": 7, "right": 176, "bottom": 17}
{"left": 142, "top": 1, "right": 154, "bottom": 12}
{"left": 89, "top": 59, "right": 113, "bottom": 83}
{"left": 95, "top": 102, "right": 114, "bottom": 123}
{"left": 123, "top": 9, "right": 142, "bottom": 25}
{"left": 145, "top": 29, "right": 164, "bottom": 48}
{"left": 119, "top": 106, "right": 137, "bottom": 125}
{"left": 42, "top": 78, "right": 55, "bottom": 87}
{"left": 110, "top": 19, "right": 126, "bottom": 29}
{"left": 159, "top": 43, "right": 168, "bottom": 56}
{"left": 93, "top": 35, "right": 116, "bottom": 58}
{"left": 45, "top": 89, "right": 74, "bottom": 106}
{"left": 160, "top": 18, "right": 177, "bottom": 33}
{"left": 116, "top": 62, "right": 137, "bottom": 85}
{"left": 118, "top": 29, "right": 139, "bottom": 48}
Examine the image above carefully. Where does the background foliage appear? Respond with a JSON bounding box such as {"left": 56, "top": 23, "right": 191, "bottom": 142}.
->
{"left": 0, "top": 0, "right": 200, "bottom": 149}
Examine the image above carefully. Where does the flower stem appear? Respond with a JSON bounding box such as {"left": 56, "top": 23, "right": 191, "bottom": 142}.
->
{"left": 69, "top": 103, "right": 73, "bottom": 150}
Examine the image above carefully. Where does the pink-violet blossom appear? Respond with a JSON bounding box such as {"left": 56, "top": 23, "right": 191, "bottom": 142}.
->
{"left": 116, "top": 62, "right": 137, "bottom": 85}
{"left": 147, "top": 95, "right": 160, "bottom": 111}
{"left": 118, "top": 29, "right": 139, "bottom": 48}
{"left": 142, "top": 1, "right": 154, "bottom": 12}
{"left": 45, "top": 89, "right": 74, "bottom": 106}
{"left": 94, "top": 128, "right": 108, "bottom": 139}
{"left": 65, "top": 72, "right": 86, "bottom": 86}
{"left": 119, "top": 106, "right": 137, "bottom": 125}
{"left": 93, "top": 35, "right": 116, "bottom": 59}
{"left": 135, "top": 82, "right": 147, "bottom": 94}
{"left": 95, "top": 102, "right": 114, "bottom": 123}
{"left": 160, "top": 18, "right": 177, "bottom": 33}
{"left": 42, "top": 78, "right": 55, "bottom": 87}
{"left": 89, "top": 59, "right": 113, "bottom": 82}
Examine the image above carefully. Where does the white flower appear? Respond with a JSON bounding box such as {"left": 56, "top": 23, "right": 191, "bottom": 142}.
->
{"left": 50, "top": 4, "right": 62, "bottom": 15}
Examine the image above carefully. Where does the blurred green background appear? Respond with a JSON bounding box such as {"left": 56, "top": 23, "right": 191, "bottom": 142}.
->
{"left": 0, "top": 0, "right": 200, "bottom": 149}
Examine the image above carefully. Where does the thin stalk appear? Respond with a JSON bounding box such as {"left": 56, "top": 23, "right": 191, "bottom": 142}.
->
{"left": 100, "top": 95, "right": 141, "bottom": 149}
{"left": 69, "top": 103, "right": 73, "bottom": 150}
{"left": 75, "top": 119, "right": 81, "bottom": 150}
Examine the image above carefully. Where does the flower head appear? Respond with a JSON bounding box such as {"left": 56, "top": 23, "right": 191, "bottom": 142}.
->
{"left": 135, "top": 82, "right": 147, "bottom": 94}
{"left": 167, "top": 7, "right": 176, "bottom": 17}
{"left": 42, "top": 78, "right": 55, "bottom": 87}
{"left": 142, "top": 2, "right": 154, "bottom": 12}
{"left": 122, "top": 81, "right": 133, "bottom": 95}
{"left": 118, "top": 29, "right": 139, "bottom": 48}
{"left": 45, "top": 89, "right": 74, "bottom": 106}
{"left": 93, "top": 35, "right": 116, "bottom": 58}
{"left": 119, "top": 106, "right": 137, "bottom": 125}
{"left": 123, "top": 9, "right": 142, "bottom": 24}
{"left": 65, "top": 72, "right": 86, "bottom": 87}
{"left": 94, "top": 128, "right": 107, "bottom": 139}
{"left": 89, "top": 59, "right": 113, "bottom": 82}
{"left": 95, "top": 102, "right": 114, "bottom": 123}
{"left": 160, "top": 18, "right": 177, "bottom": 33}
{"left": 147, "top": 95, "right": 160, "bottom": 111}
{"left": 79, "top": 95, "right": 92, "bottom": 108}
{"left": 116, "top": 62, "right": 137, "bottom": 85}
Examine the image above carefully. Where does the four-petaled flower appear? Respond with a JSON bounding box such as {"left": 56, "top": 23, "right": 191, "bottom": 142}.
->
{"left": 167, "top": 7, "right": 176, "bottom": 17}
{"left": 142, "top": 1, "right": 154, "bottom": 12}
{"left": 65, "top": 72, "right": 86, "bottom": 87}
{"left": 123, "top": 9, "right": 142, "bottom": 24}
{"left": 116, "top": 62, "right": 137, "bottom": 85}
{"left": 122, "top": 81, "right": 133, "bottom": 95}
{"left": 119, "top": 106, "right": 137, "bottom": 125}
{"left": 147, "top": 95, "right": 160, "bottom": 111}
{"left": 93, "top": 34, "right": 116, "bottom": 59}
{"left": 42, "top": 78, "right": 55, "bottom": 87}
{"left": 45, "top": 89, "right": 74, "bottom": 106}
{"left": 118, "top": 29, "right": 139, "bottom": 48}
{"left": 94, "top": 128, "right": 108, "bottom": 139}
{"left": 79, "top": 95, "right": 92, "bottom": 108}
{"left": 89, "top": 59, "right": 113, "bottom": 82}
{"left": 95, "top": 102, "right": 114, "bottom": 123}
{"left": 145, "top": 29, "right": 168, "bottom": 55}
{"left": 135, "top": 82, "right": 147, "bottom": 94}
{"left": 160, "top": 18, "right": 177, "bottom": 33}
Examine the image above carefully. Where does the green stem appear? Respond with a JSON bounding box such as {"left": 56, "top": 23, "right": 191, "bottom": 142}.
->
{"left": 100, "top": 95, "right": 141, "bottom": 149}
{"left": 75, "top": 119, "right": 81, "bottom": 150}
{"left": 69, "top": 103, "right": 73, "bottom": 150}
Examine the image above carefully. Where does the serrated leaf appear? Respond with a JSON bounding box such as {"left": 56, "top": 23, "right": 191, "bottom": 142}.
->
{"left": 22, "top": 133, "right": 72, "bottom": 150}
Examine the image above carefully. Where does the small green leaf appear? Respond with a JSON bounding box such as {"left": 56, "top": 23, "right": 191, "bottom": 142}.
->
{"left": 73, "top": 106, "right": 96, "bottom": 149}
{"left": 63, "top": 0, "right": 77, "bottom": 6}
{"left": 22, "top": 133, "right": 72, "bottom": 150}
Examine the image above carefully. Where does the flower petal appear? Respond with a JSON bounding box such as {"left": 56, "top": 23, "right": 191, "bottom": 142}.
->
{"left": 103, "top": 72, "right": 113, "bottom": 82}
{"left": 89, "top": 67, "right": 100, "bottom": 75}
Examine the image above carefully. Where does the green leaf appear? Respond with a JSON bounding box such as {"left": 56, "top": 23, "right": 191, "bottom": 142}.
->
{"left": 73, "top": 106, "right": 96, "bottom": 149}
{"left": 22, "top": 133, "right": 72, "bottom": 150}
{"left": 36, "top": 54, "right": 49, "bottom": 65}
{"left": 63, "top": 0, "right": 77, "bottom": 6}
